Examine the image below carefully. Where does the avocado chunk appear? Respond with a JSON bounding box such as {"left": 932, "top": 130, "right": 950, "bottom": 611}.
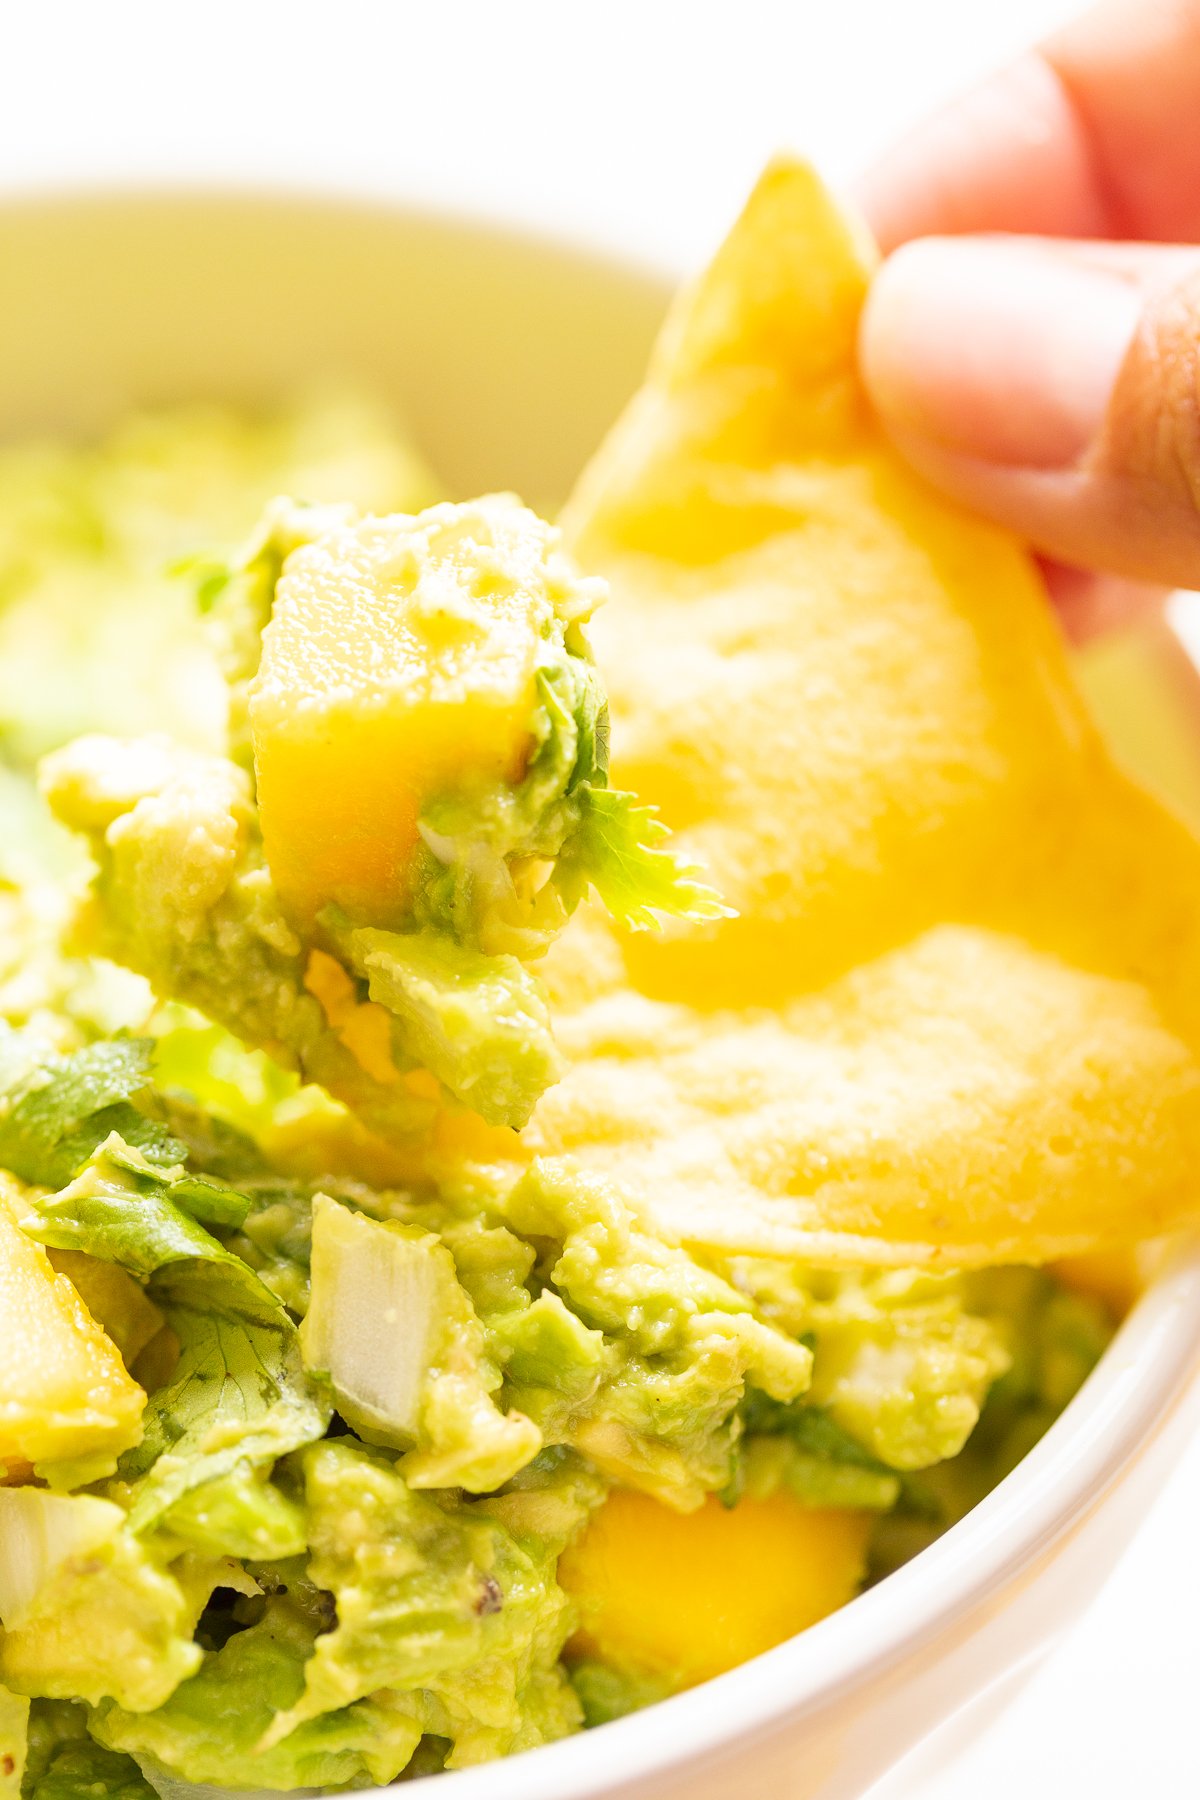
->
{"left": 336, "top": 924, "right": 561, "bottom": 1129}
{"left": 0, "top": 1489, "right": 202, "bottom": 1712}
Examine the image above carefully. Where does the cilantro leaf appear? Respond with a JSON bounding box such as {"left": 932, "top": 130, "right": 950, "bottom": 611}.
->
{"left": 0, "top": 1032, "right": 182, "bottom": 1189}
{"left": 27, "top": 1146, "right": 250, "bottom": 1272}
{"left": 741, "top": 1394, "right": 893, "bottom": 1471}
{"left": 92, "top": 1135, "right": 249, "bottom": 1232}
{"left": 555, "top": 787, "right": 731, "bottom": 931}
{"left": 121, "top": 1256, "right": 326, "bottom": 1532}
{"left": 168, "top": 549, "right": 233, "bottom": 616}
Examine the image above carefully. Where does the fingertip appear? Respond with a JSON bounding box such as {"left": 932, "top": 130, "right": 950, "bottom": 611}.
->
{"left": 857, "top": 242, "right": 938, "bottom": 437}
{"left": 859, "top": 237, "right": 1141, "bottom": 470}
{"left": 860, "top": 241, "right": 1200, "bottom": 591}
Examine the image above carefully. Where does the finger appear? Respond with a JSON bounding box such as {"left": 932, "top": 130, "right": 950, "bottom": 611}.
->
{"left": 859, "top": 53, "right": 1107, "bottom": 252}
{"left": 860, "top": 236, "right": 1200, "bottom": 589}
{"left": 857, "top": 0, "right": 1200, "bottom": 252}
{"left": 1038, "top": 557, "right": 1170, "bottom": 643}
{"left": 1050, "top": 0, "right": 1200, "bottom": 242}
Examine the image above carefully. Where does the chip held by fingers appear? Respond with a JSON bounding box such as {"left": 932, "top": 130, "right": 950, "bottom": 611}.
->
{"left": 500, "top": 159, "right": 1200, "bottom": 1268}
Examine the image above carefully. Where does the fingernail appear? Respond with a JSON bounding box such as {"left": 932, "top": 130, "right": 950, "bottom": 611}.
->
{"left": 861, "top": 238, "right": 1142, "bottom": 468}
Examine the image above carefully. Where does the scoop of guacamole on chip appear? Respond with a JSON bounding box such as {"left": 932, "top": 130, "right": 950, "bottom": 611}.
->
{"left": 1, "top": 165, "right": 1190, "bottom": 1794}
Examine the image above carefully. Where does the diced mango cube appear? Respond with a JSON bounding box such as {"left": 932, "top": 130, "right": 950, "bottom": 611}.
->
{"left": 250, "top": 497, "right": 569, "bottom": 931}
{"left": 0, "top": 1181, "right": 144, "bottom": 1471}
{"left": 558, "top": 1486, "right": 872, "bottom": 1689}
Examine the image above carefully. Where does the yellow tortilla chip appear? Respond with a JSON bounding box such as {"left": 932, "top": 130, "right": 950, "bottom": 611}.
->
{"left": 457, "top": 161, "right": 1200, "bottom": 1267}
{"left": 532, "top": 927, "right": 1200, "bottom": 1266}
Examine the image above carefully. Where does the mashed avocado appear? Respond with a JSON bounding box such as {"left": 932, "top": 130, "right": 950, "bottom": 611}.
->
{"left": 0, "top": 381, "right": 1118, "bottom": 1798}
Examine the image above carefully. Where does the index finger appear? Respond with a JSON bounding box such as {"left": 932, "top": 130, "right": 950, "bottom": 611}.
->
{"left": 857, "top": 0, "right": 1200, "bottom": 252}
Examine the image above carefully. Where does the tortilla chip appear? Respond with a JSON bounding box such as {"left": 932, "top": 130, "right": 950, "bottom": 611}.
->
{"left": 473, "top": 162, "right": 1200, "bottom": 1267}
{"left": 531, "top": 927, "right": 1200, "bottom": 1266}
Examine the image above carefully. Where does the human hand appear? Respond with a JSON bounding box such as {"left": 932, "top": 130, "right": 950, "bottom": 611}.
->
{"left": 857, "top": 0, "right": 1200, "bottom": 638}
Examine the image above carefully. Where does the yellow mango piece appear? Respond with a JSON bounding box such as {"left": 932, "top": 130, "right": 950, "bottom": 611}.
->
{"left": 559, "top": 1487, "right": 871, "bottom": 1688}
{"left": 303, "top": 945, "right": 358, "bottom": 1026}
{"left": 0, "top": 1180, "right": 144, "bottom": 1471}
{"left": 47, "top": 1251, "right": 164, "bottom": 1368}
{"left": 250, "top": 496, "right": 577, "bottom": 931}
{"left": 445, "top": 159, "right": 1200, "bottom": 1269}
{"left": 304, "top": 948, "right": 400, "bottom": 1086}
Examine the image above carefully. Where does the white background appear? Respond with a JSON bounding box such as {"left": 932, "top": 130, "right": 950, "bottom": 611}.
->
{"left": 8, "top": 2, "right": 1198, "bottom": 1794}
{"left": 8, "top": 0, "right": 1084, "bottom": 268}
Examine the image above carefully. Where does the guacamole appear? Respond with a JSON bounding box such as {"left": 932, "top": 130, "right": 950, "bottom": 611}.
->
{"left": 0, "top": 392, "right": 1118, "bottom": 1797}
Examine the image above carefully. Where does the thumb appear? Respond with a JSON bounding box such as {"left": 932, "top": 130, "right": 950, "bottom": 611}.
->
{"left": 860, "top": 237, "right": 1200, "bottom": 590}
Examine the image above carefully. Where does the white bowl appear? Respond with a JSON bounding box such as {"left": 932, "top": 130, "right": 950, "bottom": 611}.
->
{"left": 3, "top": 190, "right": 1200, "bottom": 1800}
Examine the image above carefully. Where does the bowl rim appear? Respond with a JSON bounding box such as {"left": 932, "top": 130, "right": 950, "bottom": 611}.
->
{"left": 0, "top": 180, "right": 1196, "bottom": 1799}
{"left": 0, "top": 173, "right": 683, "bottom": 293}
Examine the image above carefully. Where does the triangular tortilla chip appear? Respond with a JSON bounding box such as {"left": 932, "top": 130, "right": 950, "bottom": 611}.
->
{"left": 452, "top": 161, "right": 1200, "bottom": 1267}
